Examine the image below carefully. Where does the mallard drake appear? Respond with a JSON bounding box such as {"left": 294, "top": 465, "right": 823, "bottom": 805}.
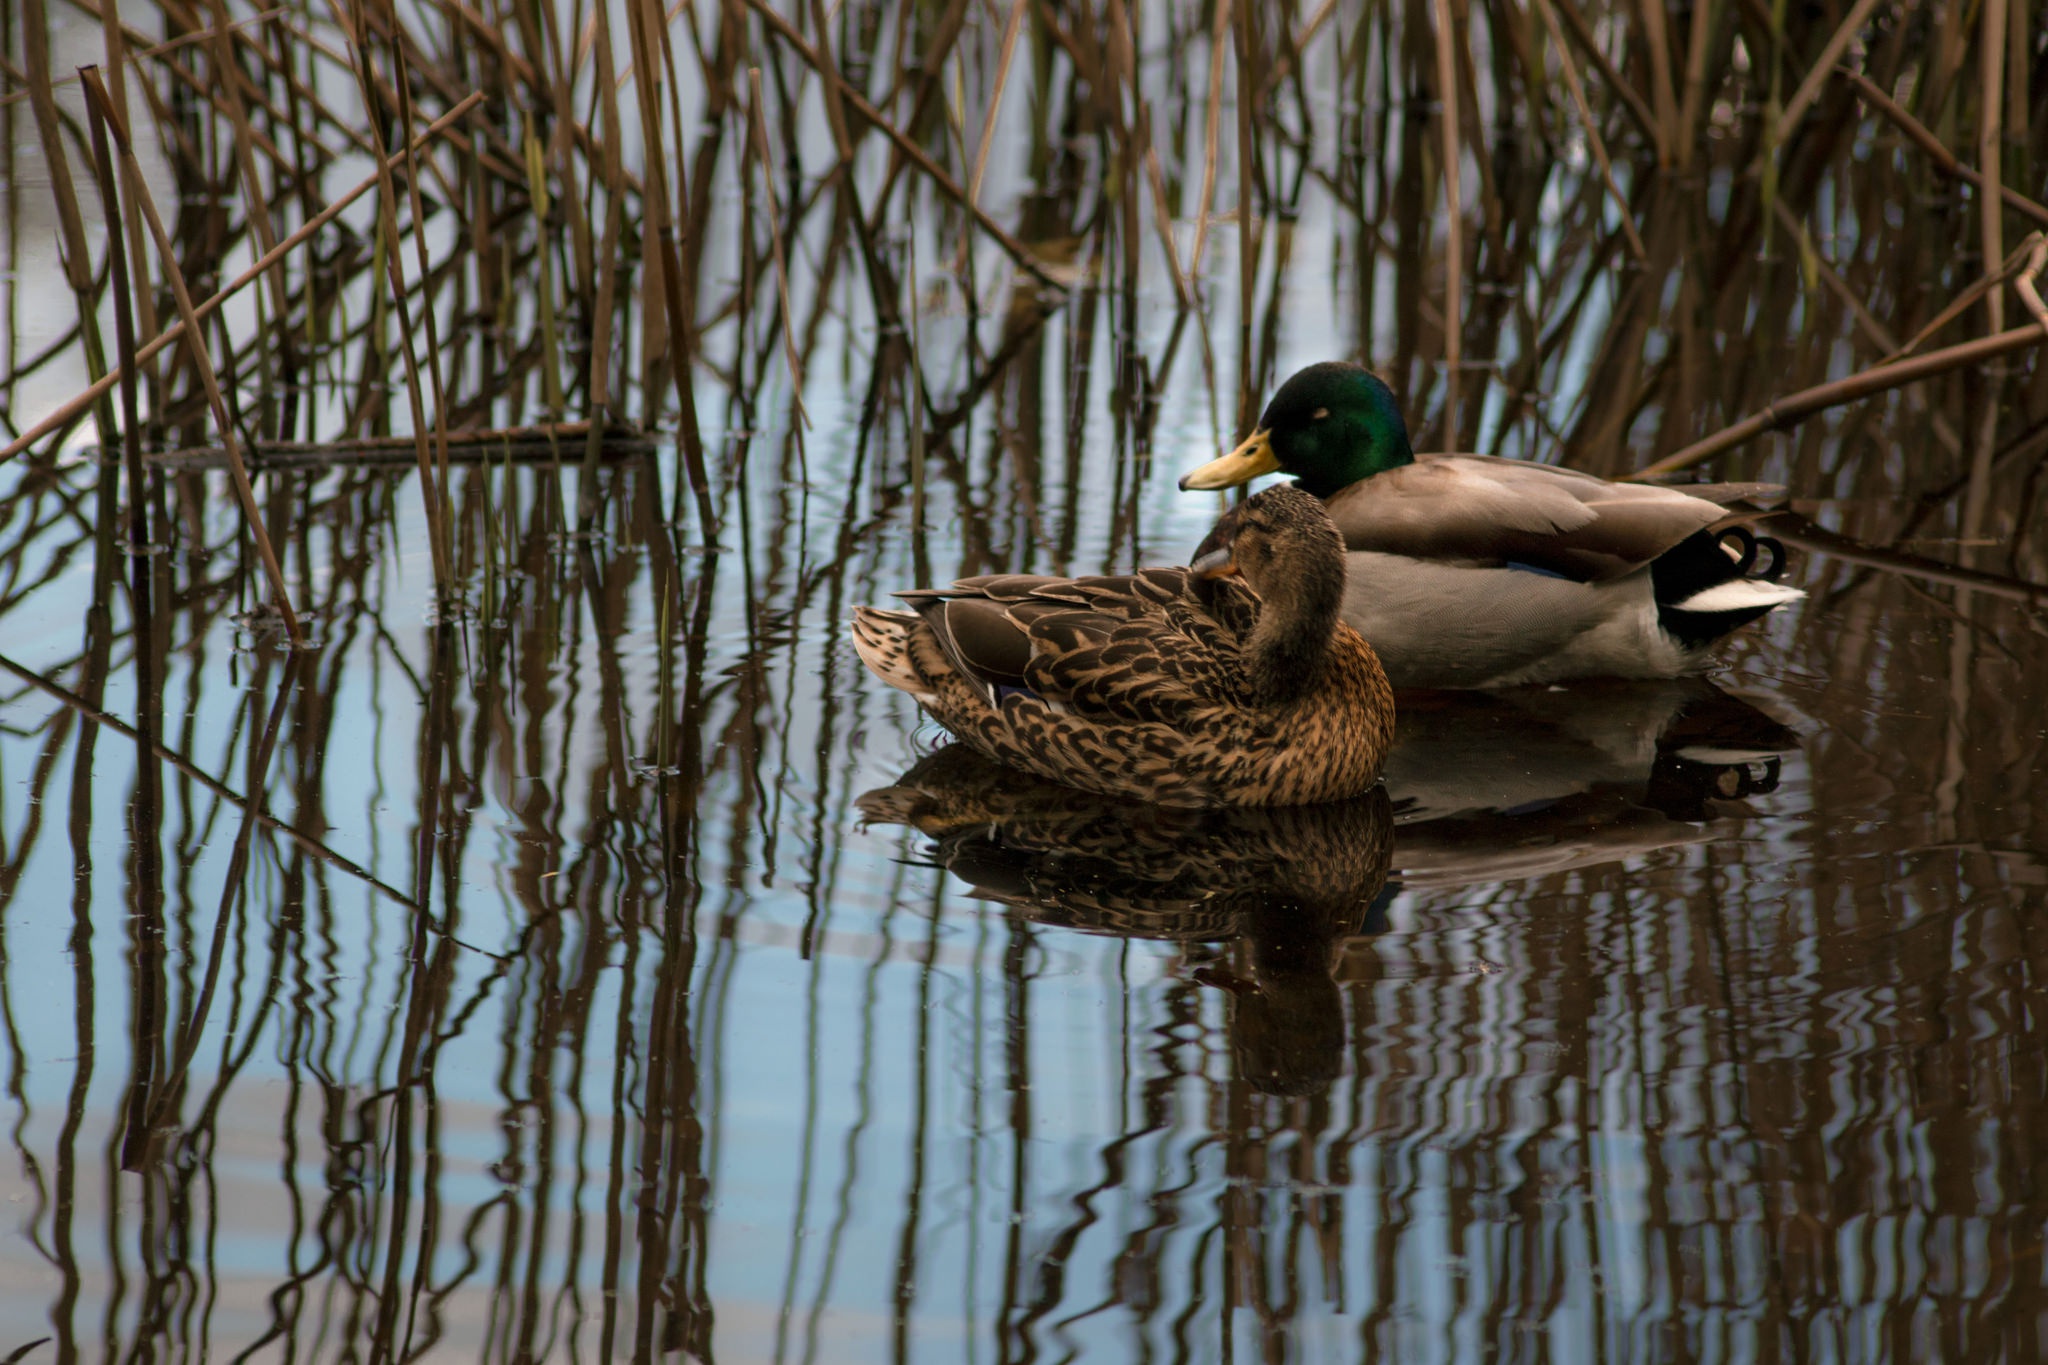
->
{"left": 1179, "top": 362, "right": 1806, "bottom": 689}
{"left": 851, "top": 485, "right": 1395, "bottom": 808}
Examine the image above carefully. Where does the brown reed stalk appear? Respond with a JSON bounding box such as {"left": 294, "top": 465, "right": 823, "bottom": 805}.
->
{"left": 1835, "top": 67, "right": 2048, "bottom": 229}
{"left": 1779, "top": 0, "right": 1879, "bottom": 131}
{"left": 0, "top": 94, "right": 484, "bottom": 466}
{"left": 1635, "top": 324, "right": 2048, "bottom": 478}
{"left": 748, "top": 69, "right": 809, "bottom": 430}
{"left": 95, "top": 0, "right": 161, "bottom": 408}
{"left": 79, "top": 67, "right": 147, "bottom": 555}
{"left": 1635, "top": 0, "right": 1679, "bottom": 162}
{"left": 1233, "top": 0, "right": 1257, "bottom": 429}
{"left": 338, "top": 2, "right": 452, "bottom": 588}
{"left": 1536, "top": 0, "right": 1647, "bottom": 264}
{"left": 1101, "top": 0, "right": 1190, "bottom": 307}
{"left": 740, "top": 0, "right": 1064, "bottom": 291}
{"left": 969, "top": 0, "right": 1027, "bottom": 211}
{"left": 79, "top": 66, "right": 303, "bottom": 643}
{"left": 1432, "top": 0, "right": 1463, "bottom": 436}
{"left": 626, "top": 0, "right": 718, "bottom": 533}
{"left": 20, "top": 0, "right": 113, "bottom": 426}
{"left": 1548, "top": 0, "right": 1656, "bottom": 143}
{"left": 1674, "top": 0, "right": 1715, "bottom": 168}
{"left": 1960, "top": 0, "right": 2011, "bottom": 568}
{"left": 1188, "top": 0, "right": 1230, "bottom": 284}
{"left": 580, "top": 0, "right": 630, "bottom": 524}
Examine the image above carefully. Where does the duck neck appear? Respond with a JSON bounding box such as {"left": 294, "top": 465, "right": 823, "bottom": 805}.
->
{"left": 1242, "top": 565, "right": 1344, "bottom": 706}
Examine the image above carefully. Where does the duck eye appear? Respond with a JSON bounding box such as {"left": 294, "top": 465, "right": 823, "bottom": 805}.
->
{"left": 1311, "top": 407, "right": 1329, "bottom": 420}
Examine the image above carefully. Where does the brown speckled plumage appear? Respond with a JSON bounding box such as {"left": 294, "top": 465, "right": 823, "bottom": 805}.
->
{"left": 851, "top": 485, "right": 1395, "bottom": 808}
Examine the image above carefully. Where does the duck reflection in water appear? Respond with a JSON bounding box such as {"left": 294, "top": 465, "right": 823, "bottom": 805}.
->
{"left": 859, "top": 744, "right": 1393, "bottom": 1096}
{"left": 1384, "top": 675, "right": 1798, "bottom": 888}
{"left": 862, "top": 677, "right": 1794, "bottom": 1094}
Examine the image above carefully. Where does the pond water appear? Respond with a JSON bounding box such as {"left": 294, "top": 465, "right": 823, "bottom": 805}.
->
{"left": 3, "top": 2, "right": 2048, "bottom": 1361}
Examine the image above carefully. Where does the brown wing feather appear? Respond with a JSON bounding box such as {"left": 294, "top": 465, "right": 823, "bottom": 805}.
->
{"left": 897, "top": 569, "right": 1259, "bottom": 724}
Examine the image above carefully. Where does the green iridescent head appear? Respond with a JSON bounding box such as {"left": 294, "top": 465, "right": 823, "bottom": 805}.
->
{"left": 1179, "top": 363, "right": 1415, "bottom": 499}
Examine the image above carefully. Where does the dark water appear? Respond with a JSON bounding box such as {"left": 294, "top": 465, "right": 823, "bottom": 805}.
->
{"left": 3, "top": 411, "right": 2044, "bottom": 1360}
{"left": 5, "top": 2, "right": 2048, "bottom": 1359}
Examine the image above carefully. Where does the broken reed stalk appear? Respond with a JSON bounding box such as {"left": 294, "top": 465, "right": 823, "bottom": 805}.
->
{"left": 748, "top": 69, "right": 809, "bottom": 431}
{"left": 739, "top": 0, "right": 1065, "bottom": 293}
{"left": 96, "top": 0, "right": 160, "bottom": 406}
{"left": 1635, "top": 324, "right": 2048, "bottom": 478}
{"left": 1431, "top": 0, "right": 1462, "bottom": 436}
{"left": 79, "top": 66, "right": 302, "bottom": 644}
{"left": 1536, "top": 0, "right": 1647, "bottom": 264}
{"left": 0, "top": 92, "right": 485, "bottom": 466}
{"left": 1836, "top": 66, "right": 2048, "bottom": 230}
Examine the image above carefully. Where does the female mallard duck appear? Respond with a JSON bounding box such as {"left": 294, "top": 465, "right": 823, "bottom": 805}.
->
{"left": 1180, "top": 362, "right": 1806, "bottom": 689}
{"left": 851, "top": 485, "right": 1395, "bottom": 808}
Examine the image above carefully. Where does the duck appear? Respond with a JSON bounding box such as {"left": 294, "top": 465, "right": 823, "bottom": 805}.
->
{"left": 1178, "top": 361, "right": 1806, "bottom": 690}
{"left": 851, "top": 484, "right": 1395, "bottom": 808}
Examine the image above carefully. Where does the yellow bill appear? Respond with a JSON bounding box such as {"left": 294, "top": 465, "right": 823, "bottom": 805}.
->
{"left": 1177, "top": 429, "right": 1279, "bottom": 491}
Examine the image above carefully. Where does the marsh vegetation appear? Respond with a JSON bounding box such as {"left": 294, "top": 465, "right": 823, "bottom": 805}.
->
{"left": 0, "top": 0, "right": 2046, "bottom": 1357}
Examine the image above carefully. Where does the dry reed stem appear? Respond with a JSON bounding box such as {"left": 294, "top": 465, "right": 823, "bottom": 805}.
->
{"left": 0, "top": 94, "right": 485, "bottom": 466}
{"left": 1961, "top": 0, "right": 2010, "bottom": 567}
{"left": 2013, "top": 235, "right": 2048, "bottom": 337}
{"left": 1256, "top": 0, "right": 1339, "bottom": 101}
{"left": 80, "top": 67, "right": 303, "bottom": 643}
{"left": 1675, "top": 0, "right": 1715, "bottom": 169}
{"left": 1535, "top": 0, "right": 1648, "bottom": 264}
{"left": 1635, "top": 324, "right": 2048, "bottom": 478}
{"left": 1779, "top": 0, "right": 1880, "bottom": 131}
{"left": 80, "top": 64, "right": 147, "bottom": 551}
{"left": 1232, "top": 0, "right": 1256, "bottom": 429}
{"left": 740, "top": 0, "right": 1065, "bottom": 291}
{"left": 96, "top": 0, "right": 160, "bottom": 401}
{"left": 0, "top": 6, "right": 286, "bottom": 111}
{"left": 1836, "top": 67, "right": 2048, "bottom": 230}
{"left": 1187, "top": 0, "right": 1230, "bottom": 283}
{"left": 1882, "top": 248, "right": 2030, "bottom": 364}
{"left": 748, "top": 69, "right": 809, "bottom": 429}
{"left": 1548, "top": 0, "right": 1657, "bottom": 143}
{"left": 1634, "top": 0, "right": 1679, "bottom": 164}
{"left": 968, "top": 0, "right": 1027, "bottom": 209}
{"left": 1763, "top": 514, "right": 2048, "bottom": 610}
{"left": 1432, "top": 0, "right": 1463, "bottom": 433}
{"left": 0, "top": 649, "right": 426, "bottom": 909}
{"left": 340, "top": 1, "right": 451, "bottom": 587}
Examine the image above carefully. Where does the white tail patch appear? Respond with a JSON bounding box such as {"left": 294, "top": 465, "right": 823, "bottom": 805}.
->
{"left": 1673, "top": 579, "right": 1805, "bottom": 614}
{"left": 851, "top": 608, "right": 938, "bottom": 703}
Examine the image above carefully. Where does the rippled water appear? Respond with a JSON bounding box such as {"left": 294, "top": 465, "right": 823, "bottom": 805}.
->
{"left": 4, "top": 365, "right": 2044, "bottom": 1359}
{"left": 5, "top": 1, "right": 2048, "bottom": 1359}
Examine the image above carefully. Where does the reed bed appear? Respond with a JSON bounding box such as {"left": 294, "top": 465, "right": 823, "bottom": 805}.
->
{"left": 1, "top": 1, "right": 2047, "bottom": 1359}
